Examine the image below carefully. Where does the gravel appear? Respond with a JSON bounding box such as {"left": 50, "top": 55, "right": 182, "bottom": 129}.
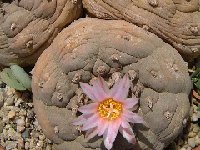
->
{"left": 0, "top": 83, "right": 52, "bottom": 150}
{"left": 171, "top": 97, "right": 200, "bottom": 150}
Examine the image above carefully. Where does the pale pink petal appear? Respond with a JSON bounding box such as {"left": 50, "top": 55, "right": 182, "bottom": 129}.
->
{"left": 123, "top": 98, "right": 138, "bottom": 109}
{"left": 128, "top": 113, "right": 144, "bottom": 124}
{"left": 123, "top": 110, "right": 134, "bottom": 119}
{"left": 97, "top": 118, "right": 109, "bottom": 136}
{"left": 92, "top": 77, "right": 109, "bottom": 101}
{"left": 85, "top": 127, "right": 98, "bottom": 140}
{"left": 121, "top": 119, "right": 131, "bottom": 129}
{"left": 78, "top": 103, "right": 98, "bottom": 114}
{"left": 103, "top": 119, "right": 121, "bottom": 150}
{"left": 72, "top": 113, "right": 93, "bottom": 126}
{"left": 119, "top": 126, "right": 136, "bottom": 144}
{"left": 104, "top": 136, "right": 112, "bottom": 150}
{"left": 80, "top": 83, "right": 96, "bottom": 100}
{"left": 93, "top": 76, "right": 109, "bottom": 93}
{"left": 123, "top": 110, "right": 144, "bottom": 124}
{"left": 109, "top": 74, "right": 130, "bottom": 101}
{"left": 81, "top": 114, "right": 99, "bottom": 131}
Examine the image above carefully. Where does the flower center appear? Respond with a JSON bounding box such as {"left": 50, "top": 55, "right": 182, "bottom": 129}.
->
{"left": 98, "top": 98, "right": 123, "bottom": 120}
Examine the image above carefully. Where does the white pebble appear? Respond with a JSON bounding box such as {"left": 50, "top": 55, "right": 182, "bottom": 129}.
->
{"left": 192, "top": 114, "right": 198, "bottom": 122}
{"left": 188, "top": 138, "right": 196, "bottom": 148}
{"left": 16, "top": 118, "right": 25, "bottom": 126}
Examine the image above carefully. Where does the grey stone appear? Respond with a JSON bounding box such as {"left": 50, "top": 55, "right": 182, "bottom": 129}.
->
{"left": 5, "top": 141, "right": 17, "bottom": 150}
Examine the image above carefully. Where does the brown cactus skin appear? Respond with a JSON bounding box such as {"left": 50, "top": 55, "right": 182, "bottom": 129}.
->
{"left": 32, "top": 18, "right": 192, "bottom": 150}
{"left": 83, "top": 0, "right": 200, "bottom": 60}
{"left": 0, "top": 0, "right": 82, "bottom": 66}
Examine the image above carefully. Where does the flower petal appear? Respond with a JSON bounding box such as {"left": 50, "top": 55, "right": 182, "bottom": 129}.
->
{"left": 128, "top": 113, "right": 144, "bottom": 124}
{"left": 85, "top": 127, "right": 98, "bottom": 140}
{"left": 72, "top": 113, "right": 93, "bottom": 126}
{"left": 119, "top": 126, "right": 136, "bottom": 144}
{"left": 109, "top": 74, "right": 130, "bottom": 101}
{"left": 92, "top": 77, "right": 109, "bottom": 101}
{"left": 123, "top": 110, "right": 144, "bottom": 124}
{"left": 104, "top": 135, "right": 112, "bottom": 150}
{"left": 123, "top": 110, "right": 135, "bottom": 119}
{"left": 81, "top": 114, "right": 99, "bottom": 131}
{"left": 124, "top": 98, "right": 138, "bottom": 109}
{"left": 78, "top": 103, "right": 98, "bottom": 114}
{"left": 97, "top": 118, "right": 109, "bottom": 136}
{"left": 103, "top": 119, "right": 121, "bottom": 150}
{"left": 121, "top": 119, "right": 131, "bottom": 129}
{"left": 80, "top": 83, "right": 96, "bottom": 100}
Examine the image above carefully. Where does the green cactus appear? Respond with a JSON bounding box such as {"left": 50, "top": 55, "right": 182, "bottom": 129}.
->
{"left": 0, "top": 65, "right": 32, "bottom": 91}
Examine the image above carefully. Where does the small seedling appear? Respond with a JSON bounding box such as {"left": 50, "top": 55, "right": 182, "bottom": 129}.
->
{"left": 0, "top": 64, "right": 32, "bottom": 91}
{"left": 191, "top": 68, "right": 200, "bottom": 94}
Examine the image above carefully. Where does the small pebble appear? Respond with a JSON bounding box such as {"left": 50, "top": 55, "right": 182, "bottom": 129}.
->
{"left": 6, "top": 88, "right": 15, "bottom": 96}
{"left": 16, "top": 118, "right": 25, "bottom": 126}
{"left": 46, "top": 145, "right": 52, "bottom": 150}
{"left": 17, "top": 126, "right": 25, "bottom": 133}
{"left": 29, "top": 139, "right": 34, "bottom": 149}
{"left": 25, "top": 142, "right": 29, "bottom": 150}
{"left": 7, "top": 110, "right": 16, "bottom": 119}
{"left": 39, "top": 134, "right": 45, "bottom": 140}
{"left": 14, "top": 98, "right": 23, "bottom": 107}
{"left": 5, "top": 98, "right": 14, "bottom": 106}
{"left": 193, "top": 105, "right": 198, "bottom": 113}
{"left": 37, "top": 140, "right": 44, "bottom": 147}
{"left": 19, "top": 109, "right": 26, "bottom": 116}
{"left": 22, "top": 128, "right": 30, "bottom": 139}
{"left": 188, "top": 138, "right": 196, "bottom": 148}
{"left": 188, "top": 132, "right": 196, "bottom": 138}
{"left": 54, "top": 126, "right": 59, "bottom": 133}
{"left": 27, "top": 110, "right": 34, "bottom": 119}
{"left": 195, "top": 135, "right": 200, "bottom": 145}
{"left": 5, "top": 141, "right": 17, "bottom": 150}
{"left": 193, "top": 125, "right": 199, "bottom": 133}
{"left": 17, "top": 138, "right": 25, "bottom": 149}
{"left": 192, "top": 114, "right": 198, "bottom": 122}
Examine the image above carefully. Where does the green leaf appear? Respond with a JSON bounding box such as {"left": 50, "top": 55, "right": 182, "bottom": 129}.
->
{"left": 10, "top": 65, "right": 32, "bottom": 90}
{"left": 0, "top": 68, "right": 26, "bottom": 90}
{"left": 194, "top": 80, "right": 200, "bottom": 90}
{"left": 191, "top": 68, "right": 200, "bottom": 90}
{"left": 197, "top": 106, "right": 200, "bottom": 111}
{"left": 191, "top": 68, "right": 200, "bottom": 78}
{"left": 192, "top": 78, "right": 199, "bottom": 83}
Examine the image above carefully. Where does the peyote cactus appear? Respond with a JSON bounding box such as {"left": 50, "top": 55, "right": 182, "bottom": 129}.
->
{"left": 83, "top": 0, "right": 200, "bottom": 59}
{"left": 0, "top": 0, "right": 82, "bottom": 66}
{"left": 32, "top": 18, "right": 191, "bottom": 150}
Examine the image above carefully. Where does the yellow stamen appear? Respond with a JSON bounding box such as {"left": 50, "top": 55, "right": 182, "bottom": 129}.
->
{"left": 98, "top": 98, "right": 122, "bottom": 120}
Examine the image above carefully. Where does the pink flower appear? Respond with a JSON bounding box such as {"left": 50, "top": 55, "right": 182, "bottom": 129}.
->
{"left": 73, "top": 74, "right": 143, "bottom": 150}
